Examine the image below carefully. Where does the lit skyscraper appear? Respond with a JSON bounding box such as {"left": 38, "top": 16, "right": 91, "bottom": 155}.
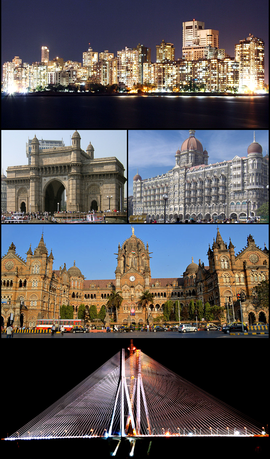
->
{"left": 41, "top": 46, "right": 49, "bottom": 63}
{"left": 235, "top": 34, "right": 264, "bottom": 91}
{"left": 182, "top": 20, "right": 205, "bottom": 47}
{"left": 182, "top": 20, "right": 219, "bottom": 61}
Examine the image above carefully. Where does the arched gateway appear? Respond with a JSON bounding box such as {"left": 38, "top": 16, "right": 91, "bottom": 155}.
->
{"left": 5, "top": 131, "right": 126, "bottom": 213}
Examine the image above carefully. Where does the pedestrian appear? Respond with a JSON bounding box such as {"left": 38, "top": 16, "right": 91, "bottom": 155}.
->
{"left": 6, "top": 325, "right": 13, "bottom": 338}
{"left": 51, "top": 323, "right": 56, "bottom": 336}
{"left": 61, "top": 325, "right": 65, "bottom": 336}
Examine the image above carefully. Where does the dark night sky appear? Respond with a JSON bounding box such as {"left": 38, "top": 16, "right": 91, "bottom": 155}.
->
{"left": 1, "top": 0, "right": 269, "bottom": 83}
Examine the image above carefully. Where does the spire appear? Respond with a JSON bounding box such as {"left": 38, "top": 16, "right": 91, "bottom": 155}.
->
{"left": 8, "top": 242, "right": 16, "bottom": 252}
{"left": 34, "top": 233, "right": 48, "bottom": 255}
{"left": 26, "top": 244, "right": 33, "bottom": 256}
{"left": 253, "top": 131, "right": 255, "bottom": 142}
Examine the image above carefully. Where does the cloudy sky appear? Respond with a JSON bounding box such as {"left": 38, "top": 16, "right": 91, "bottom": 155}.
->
{"left": 128, "top": 130, "right": 269, "bottom": 195}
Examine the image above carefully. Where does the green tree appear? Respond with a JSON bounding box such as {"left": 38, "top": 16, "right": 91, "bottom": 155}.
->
{"left": 181, "top": 305, "right": 189, "bottom": 321}
{"left": 252, "top": 280, "right": 269, "bottom": 309}
{"left": 189, "top": 300, "right": 196, "bottom": 320}
{"left": 204, "top": 302, "right": 213, "bottom": 321}
{"left": 256, "top": 202, "right": 269, "bottom": 219}
{"left": 78, "top": 304, "right": 85, "bottom": 321}
{"left": 98, "top": 305, "right": 107, "bottom": 323}
{"left": 60, "top": 304, "right": 73, "bottom": 319}
{"left": 210, "top": 305, "right": 224, "bottom": 321}
{"left": 163, "top": 300, "right": 174, "bottom": 321}
{"left": 107, "top": 291, "right": 123, "bottom": 322}
{"left": 89, "top": 305, "right": 98, "bottom": 321}
{"left": 195, "top": 300, "right": 204, "bottom": 321}
{"left": 138, "top": 290, "right": 154, "bottom": 324}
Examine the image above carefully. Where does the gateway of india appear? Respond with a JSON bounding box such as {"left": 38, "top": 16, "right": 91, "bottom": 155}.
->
{"left": 1, "top": 228, "right": 268, "bottom": 328}
{"left": 133, "top": 130, "right": 269, "bottom": 221}
{"left": 5, "top": 131, "right": 126, "bottom": 213}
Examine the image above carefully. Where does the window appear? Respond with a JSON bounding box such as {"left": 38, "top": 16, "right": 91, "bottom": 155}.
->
{"left": 220, "top": 257, "right": 229, "bottom": 269}
{"left": 32, "top": 264, "right": 40, "bottom": 274}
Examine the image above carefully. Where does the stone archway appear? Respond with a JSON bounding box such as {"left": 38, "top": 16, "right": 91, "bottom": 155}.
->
{"left": 248, "top": 312, "right": 256, "bottom": 325}
{"left": 44, "top": 180, "right": 66, "bottom": 213}
{"left": 91, "top": 200, "right": 98, "bottom": 211}
{"left": 258, "top": 311, "right": 267, "bottom": 323}
{"left": 20, "top": 201, "right": 26, "bottom": 212}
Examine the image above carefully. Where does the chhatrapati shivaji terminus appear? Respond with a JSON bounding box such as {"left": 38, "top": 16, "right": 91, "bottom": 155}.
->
{"left": 1, "top": 227, "right": 268, "bottom": 329}
{"left": 132, "top": 130, "right": 269, "bottom": 222}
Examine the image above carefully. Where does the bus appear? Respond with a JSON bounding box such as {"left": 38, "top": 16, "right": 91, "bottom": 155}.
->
{"left": 36, "top": 319, "right": 82, "bottom": 332}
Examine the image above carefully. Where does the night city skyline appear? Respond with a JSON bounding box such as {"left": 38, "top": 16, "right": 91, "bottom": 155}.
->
{"left": 1, "top": 0, "right": 269, "bottom": 84}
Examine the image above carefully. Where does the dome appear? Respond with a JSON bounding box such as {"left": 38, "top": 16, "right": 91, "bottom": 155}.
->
{"left": 175, "top": 149, "right": 181, "bottom": 156}
{"left": 72, "top": 130, "right": 81, "bottom": 139}
{"left": 86, "top": 142, "right": 94, "bottom": 152}
{"left": 68, "top": 261, "right": 83, "bottom": 277}
{"left": 31, "top": 135, "right": 39, "bottom": 144}
{"left": 133, "top": 173, "right": 142, "bottom": 181}
{"left": 247, "top": 141, "right": 262, "bottom": 155}
{"left": 181, "top": 130, "right": 203, "bottom": 153}
{"left": 185, "top": 257, "right": 198, "bottom": 275}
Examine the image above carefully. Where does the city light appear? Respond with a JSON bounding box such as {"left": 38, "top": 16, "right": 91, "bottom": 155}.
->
{"left": 1, "top": 29, "right": 266, "bottom": 94}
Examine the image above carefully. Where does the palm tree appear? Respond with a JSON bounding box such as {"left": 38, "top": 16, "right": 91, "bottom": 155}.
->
{"left": 106, "top": 290, "right": 123, "bottom": 322}
{"left": 138, "top": 290, "right": 154, "bottom": 324}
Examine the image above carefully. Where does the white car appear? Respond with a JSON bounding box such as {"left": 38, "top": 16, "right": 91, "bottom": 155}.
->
{"left": 178, "top": 323, "right": 198, "bottom": 333}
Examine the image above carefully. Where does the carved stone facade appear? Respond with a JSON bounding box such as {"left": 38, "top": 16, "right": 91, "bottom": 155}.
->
{"left": 5, "top": 131, "right": 126, "bottom": 213}
{"left": 1, "top": 229, "right": 268, "bottom": 328}
{"left": 133, "top": 130, "right": 269, "bottom": 221}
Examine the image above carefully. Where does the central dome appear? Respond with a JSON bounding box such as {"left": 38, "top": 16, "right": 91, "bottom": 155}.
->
{"left": 185, "top": 257, "right": 198, "bottom": 275}
{"left": 68, "top": 261, "right": 83, "bottom": 278}
{"left": 181, "top": 130, "right": 203, "bottom": 153}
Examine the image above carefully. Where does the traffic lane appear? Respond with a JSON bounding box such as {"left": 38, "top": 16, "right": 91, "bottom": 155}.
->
{"left": 2, "top": 331, "right": 268, "bottom": 338}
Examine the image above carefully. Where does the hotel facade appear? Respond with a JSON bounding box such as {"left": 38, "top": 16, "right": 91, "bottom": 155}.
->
{"left": 132, "top": 130, "right": 269, "bottom": 222}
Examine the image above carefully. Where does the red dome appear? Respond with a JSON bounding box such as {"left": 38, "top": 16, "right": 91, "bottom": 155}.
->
{"left": 133, "top": 173, "right": 142, "bottom": 181}
{"left": 181, "top": 130, "right": 203, "bottom": 153}
{"left": 247, "top": 141, "right": 262, "bottom": 155}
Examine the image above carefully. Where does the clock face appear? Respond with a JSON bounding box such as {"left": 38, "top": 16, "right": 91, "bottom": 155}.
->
{"left": 5, "top": 260, "right": 14, "bottom": 270}
{"left": 129, "top": 275, "right": 135, "bottom": 282}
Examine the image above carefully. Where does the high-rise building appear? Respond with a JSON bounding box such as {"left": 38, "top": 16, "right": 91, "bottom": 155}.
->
{"left": 41, "top": 46, "right": 49, "bottom": 63}
{"left": 182, "top": 20, "right": 205, "bottom": 47}
{"left": 182, "top": 20, "right": 219, "bottom": 61}
{"left": 235, "top": 34, "right": 264, "bottom": 91}
{"left": 136, "top": 43, "right": 151, "bottom": 83}
{"left": 156, "top": 39, "right": 175, "bottom": 62}
{"left": 117, "top": 47, "right": 139, "bottom": 88}
{"left": 83, "top": 46, "right": 98, "bottom": 78}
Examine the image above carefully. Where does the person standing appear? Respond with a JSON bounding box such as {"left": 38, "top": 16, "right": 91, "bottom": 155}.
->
{"left": 6, "top": 325, "right": 13, "bottom": 338}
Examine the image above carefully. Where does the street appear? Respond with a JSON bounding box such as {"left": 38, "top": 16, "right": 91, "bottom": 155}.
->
{"left": 2, "top": 330, "right": 268, "bottom": 339}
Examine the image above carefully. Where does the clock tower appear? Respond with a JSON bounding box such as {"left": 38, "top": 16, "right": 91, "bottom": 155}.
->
{"left": 115, "top": 227, "right": 152, "bottom": 323}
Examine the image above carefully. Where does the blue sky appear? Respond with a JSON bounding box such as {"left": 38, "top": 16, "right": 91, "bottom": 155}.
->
{"left": 2, "top": 224, "right": 268, "bottom": 280}
{"left": 1, "top": 130, "right": 127, "bottom": 195}
{"left": 128, "top": 130, "right": 269, "bottom": 196}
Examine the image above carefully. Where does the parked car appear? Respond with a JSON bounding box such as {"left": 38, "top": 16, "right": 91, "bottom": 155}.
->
{"left": 72, "top": 326, "right": 88, "bottom": 333}
{"left": 153, "top": 325, "right": 167, "bottom": 332}
{"left": 222, "top": 323, "right": 248, "bottom": 334}
{"left": 178, "top": 323, "right": 198, "bottom": 333}
{"left": 204, "top": 323, "right": 221, "bottom": 331}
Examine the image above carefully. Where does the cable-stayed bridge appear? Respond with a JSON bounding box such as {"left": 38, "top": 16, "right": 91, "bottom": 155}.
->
{"left": 5, "top": 344, "right": 265, "bottom": 456}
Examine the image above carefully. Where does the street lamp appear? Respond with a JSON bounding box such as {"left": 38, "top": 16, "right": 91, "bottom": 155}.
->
{"left": 163, "top": 194, "right": 168, "bottom": 223}
{"left": 107, "top": 195, "right": 113, "bottom": 211}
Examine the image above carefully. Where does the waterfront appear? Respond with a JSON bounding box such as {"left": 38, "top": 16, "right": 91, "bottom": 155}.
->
{"left": 2, "top": 94, "right": 268, "bottom": 129}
